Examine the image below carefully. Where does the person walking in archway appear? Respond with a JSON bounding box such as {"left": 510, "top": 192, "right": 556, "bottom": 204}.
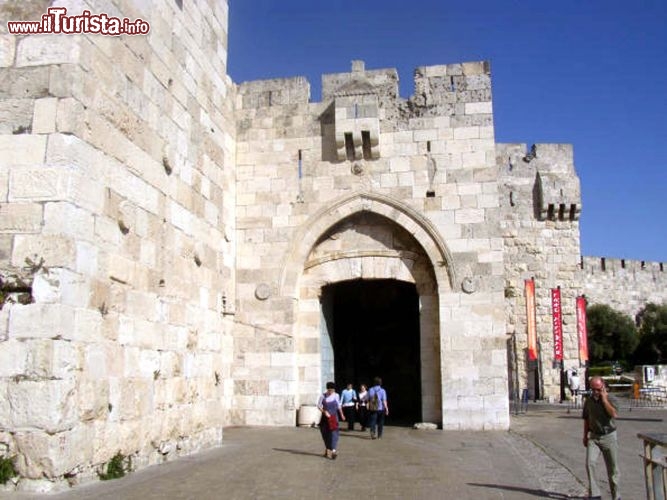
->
{"left": 367, "top": 376, "right": 388, "bottom": 440}
{"left": 317, "top": 381, "right": 345, "bottom": 459}
{"left": 340, "top": 382, "right": 358, "bottom": 431}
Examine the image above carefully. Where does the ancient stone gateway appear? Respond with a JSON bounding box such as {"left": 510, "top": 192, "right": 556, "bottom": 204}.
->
{"left": 284, "top": 192, "right": 451, "bottom": 425}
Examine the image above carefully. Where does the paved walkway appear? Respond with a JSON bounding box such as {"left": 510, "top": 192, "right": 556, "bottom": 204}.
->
{"left": 2, "top": 403, "right": 664, "bottom": 499}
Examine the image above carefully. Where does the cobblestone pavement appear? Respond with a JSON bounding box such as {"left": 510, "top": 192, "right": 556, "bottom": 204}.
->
{"left": 2, "top": 403, "right": 664, "bottom": 499}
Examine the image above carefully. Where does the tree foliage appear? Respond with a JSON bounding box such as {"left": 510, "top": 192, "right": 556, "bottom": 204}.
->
{"left": 586, "top": 304, "right": 638, "bottom": 364}
{"left": 634, "top": 303, "right": 667, "bottom": 364}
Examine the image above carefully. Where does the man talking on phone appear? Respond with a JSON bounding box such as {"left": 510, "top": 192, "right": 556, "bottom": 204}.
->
{"left": 582, "top": 376, "right": 621, "bottom": 500}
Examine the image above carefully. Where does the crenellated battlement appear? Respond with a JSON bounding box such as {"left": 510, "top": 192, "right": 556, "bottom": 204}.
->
{"left": 581, "top": 255, "right": 666, "bottom": 273}
{"left": 581, "top": 256, "right": 667, "bottom": 318}
{"left": 497, "top": 143, "right": 581, "bottom": 221}
{"left": 237, "top": 76, "right": 310, "bottom": 109}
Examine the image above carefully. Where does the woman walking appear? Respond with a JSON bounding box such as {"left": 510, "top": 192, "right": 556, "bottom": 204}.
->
{"left": 357, "top": 383, "right": 369, "bottom": 431}
{"left": 317, "top": 381, "right": 345, "bottom": 459}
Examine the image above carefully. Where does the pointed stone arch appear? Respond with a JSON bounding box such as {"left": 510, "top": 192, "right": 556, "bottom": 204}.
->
{"left": 280, "top": 190, "right": 458, "bottom": 299}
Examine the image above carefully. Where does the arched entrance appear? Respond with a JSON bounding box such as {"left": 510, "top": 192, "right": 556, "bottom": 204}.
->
{"left": 286, "top": 197, "right": 449, "bottom": 425}
{"left": 321, "top": 279, "right": 421, "bottom": 425}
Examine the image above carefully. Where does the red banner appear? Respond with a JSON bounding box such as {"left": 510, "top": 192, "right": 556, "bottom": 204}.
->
{"left": 525, "top": 279, "right": 537, "bottom": 361}
{"left": 576, "top": 296, "right": 588, "bottom": 363}
{"left": 551, "top": 288, "right": 563, "bottom": 361}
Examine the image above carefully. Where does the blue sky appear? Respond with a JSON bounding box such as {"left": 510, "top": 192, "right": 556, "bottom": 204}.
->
{"left": 227, "top": 0, "right": 667, "bottom": 263}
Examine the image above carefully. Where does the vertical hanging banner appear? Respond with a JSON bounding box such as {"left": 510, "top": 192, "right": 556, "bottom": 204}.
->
{"left": 525, "top": 279, "right": 538, "bottom": 361}
{"left": 576, "top": 295, "right": 589, "bottom": 364}
{"left": 551, "top": 287, "right": 563, "bottom": 362}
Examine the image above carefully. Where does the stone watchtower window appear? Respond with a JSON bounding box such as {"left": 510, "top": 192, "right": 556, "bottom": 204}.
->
{"left": 344, "top": 133, "right": 355, "bottom": 161}
{"left": 361, "top": 131, "right": 372, "bottom": 160}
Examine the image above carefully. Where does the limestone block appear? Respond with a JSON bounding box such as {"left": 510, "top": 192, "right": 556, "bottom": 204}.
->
{"left": 32, "top": 268, "right": 63, "bottom": 304}
{"left": 269, "top": 379, "right": 295, "bottom": 396}
{"left": 14, "top": 425, "right": 94, "bottom": 480}
{"left": 454, "top": 208, "right": 485, "bottom": 224}
{"left": 32, "top": 97, "right": 57, "bottom": 134}
{"left": 0, "top": 66, "right": 51, "bottom": 99}
{"left": 16, "top": 34, "right": 79, "bottom": 67}
{"left": 8, "top": 378, "right": 78, "bottom": 432}
{"left": 9, "top": 303, "right": 75, "bottom": 340}
{"left": 43, "top": 202, "right": 94, "bottom": 239}
{"left": 75, "top": 241, "right": 98, "bottom": 276}
{"left": 0, "top": 202, "right": 43, "bottom": 232}
{"left": 0, "top": 98, "right": 33, "bottom": 134}
{"left": 77, "top": 379, "right": 109, "bottom": 422}
{"left": 0, "top": 134, "right": 46, "bottom": 166}
{"left": 0, "top": 169, "right": 7, "bottom": 202}
{"left": 55, "top": 97, "right": 84, "bottom": 135}
{"left": 0, "top": 339, "right": 27, "bottom": 377}
{"left": 461, "top": 150, "right": 487, "bottom": 168}
{"left": 8, "top": 167, "right": 65, "bottom": 201}
{"left": 465, "top": 102, "right": 492, "bottom": 115}
{"left": 453, "top": 127, "right": 479, "bottom": 140}
{"left": 72, "top": 307, "right": 103, "bottom": 342}
{"left": 52, "top": 340, "right": 81, "bottom": 379}
{"left": 0, "top": 35, "right": 15, "bottom": 67}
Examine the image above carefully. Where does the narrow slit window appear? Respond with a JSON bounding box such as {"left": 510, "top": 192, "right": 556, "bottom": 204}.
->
{"left": 621, "top": 259, "right": 626, "bottom": 269}
{"left": 298, "top": 149, "right": 303, "bottom": 179}
{"left": 601, "top": 258, "right": 606, "bottom": 271}
{"left": 547, "top": 204, "right": 555, "bottom": 220}
{"left": 344, "top": 133, "right": 355, "bottom": 161}
{"left": 569, "top": 204, "right": 577, "bottom": 220}
{"left": 427, "top": 141, "right": 431, "bottom": 153}
{"left": 361, "top": 131, "right": 371, "bottom": 160}
{"left": 558, "top": 204, "right": 565, "bottom": 220}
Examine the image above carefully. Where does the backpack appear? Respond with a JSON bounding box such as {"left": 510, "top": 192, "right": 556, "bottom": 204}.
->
{"left": 368, "top": 388, "right": 380, "bottom": 411}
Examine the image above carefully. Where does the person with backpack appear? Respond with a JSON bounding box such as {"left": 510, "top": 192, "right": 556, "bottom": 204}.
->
{"left": 367, "top": 376, "right": 389, "bottom": 440}
{"left": 317, "top": 381, "right": 345, "bottom": 459}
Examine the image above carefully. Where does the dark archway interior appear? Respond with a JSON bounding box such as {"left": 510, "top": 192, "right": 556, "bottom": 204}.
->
{"left": 321, "top": 279, "right": 422, "bottom": 426}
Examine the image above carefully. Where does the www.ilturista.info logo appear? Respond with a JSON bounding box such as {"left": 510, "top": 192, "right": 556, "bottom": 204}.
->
{"left": 7, "top": 7, "right": 150, "bottom": 36}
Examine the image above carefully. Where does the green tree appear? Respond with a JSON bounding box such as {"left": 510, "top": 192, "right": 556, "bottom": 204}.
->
{"left": 586, "top": 304, "right": 638, "bottom": 365}
{"left": 633, "top": 303, "right": 667, "bottom": 364}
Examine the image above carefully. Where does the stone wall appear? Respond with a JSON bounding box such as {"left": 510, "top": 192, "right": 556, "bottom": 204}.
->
{"left": 497, "top": 143, "right": 583, "bottom": 400}
{"left": 235, "top": 60, "right": 509, "bottom": 431}
{"left": 582, "top": 257, "right": 667, "bottom": 318}
{"left": 0, "top": 0, "right": 235, "bottom": 491}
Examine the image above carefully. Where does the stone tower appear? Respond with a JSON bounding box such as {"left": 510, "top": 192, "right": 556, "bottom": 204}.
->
{"left": 1, "top": 0, "right": 236, "bottom": 491}
{"left": 497, "top": 144, "right": 583, "bottom": 400}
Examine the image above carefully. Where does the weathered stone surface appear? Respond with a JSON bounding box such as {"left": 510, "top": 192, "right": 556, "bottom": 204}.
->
{"left": 0, "top": 0, "right": 662, "bottom": 493}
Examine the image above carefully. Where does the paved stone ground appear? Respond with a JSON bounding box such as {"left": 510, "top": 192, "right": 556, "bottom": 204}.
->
{"left": 2, "top": 402, "right": 664, "bottom": 499}
{"left": 511, "top": 402, "right": 667, "bottom": 499}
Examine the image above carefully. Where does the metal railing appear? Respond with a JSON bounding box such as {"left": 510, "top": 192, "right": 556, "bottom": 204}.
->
{"left": 638, "top": 432, "right": 667, "bottom": 500}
